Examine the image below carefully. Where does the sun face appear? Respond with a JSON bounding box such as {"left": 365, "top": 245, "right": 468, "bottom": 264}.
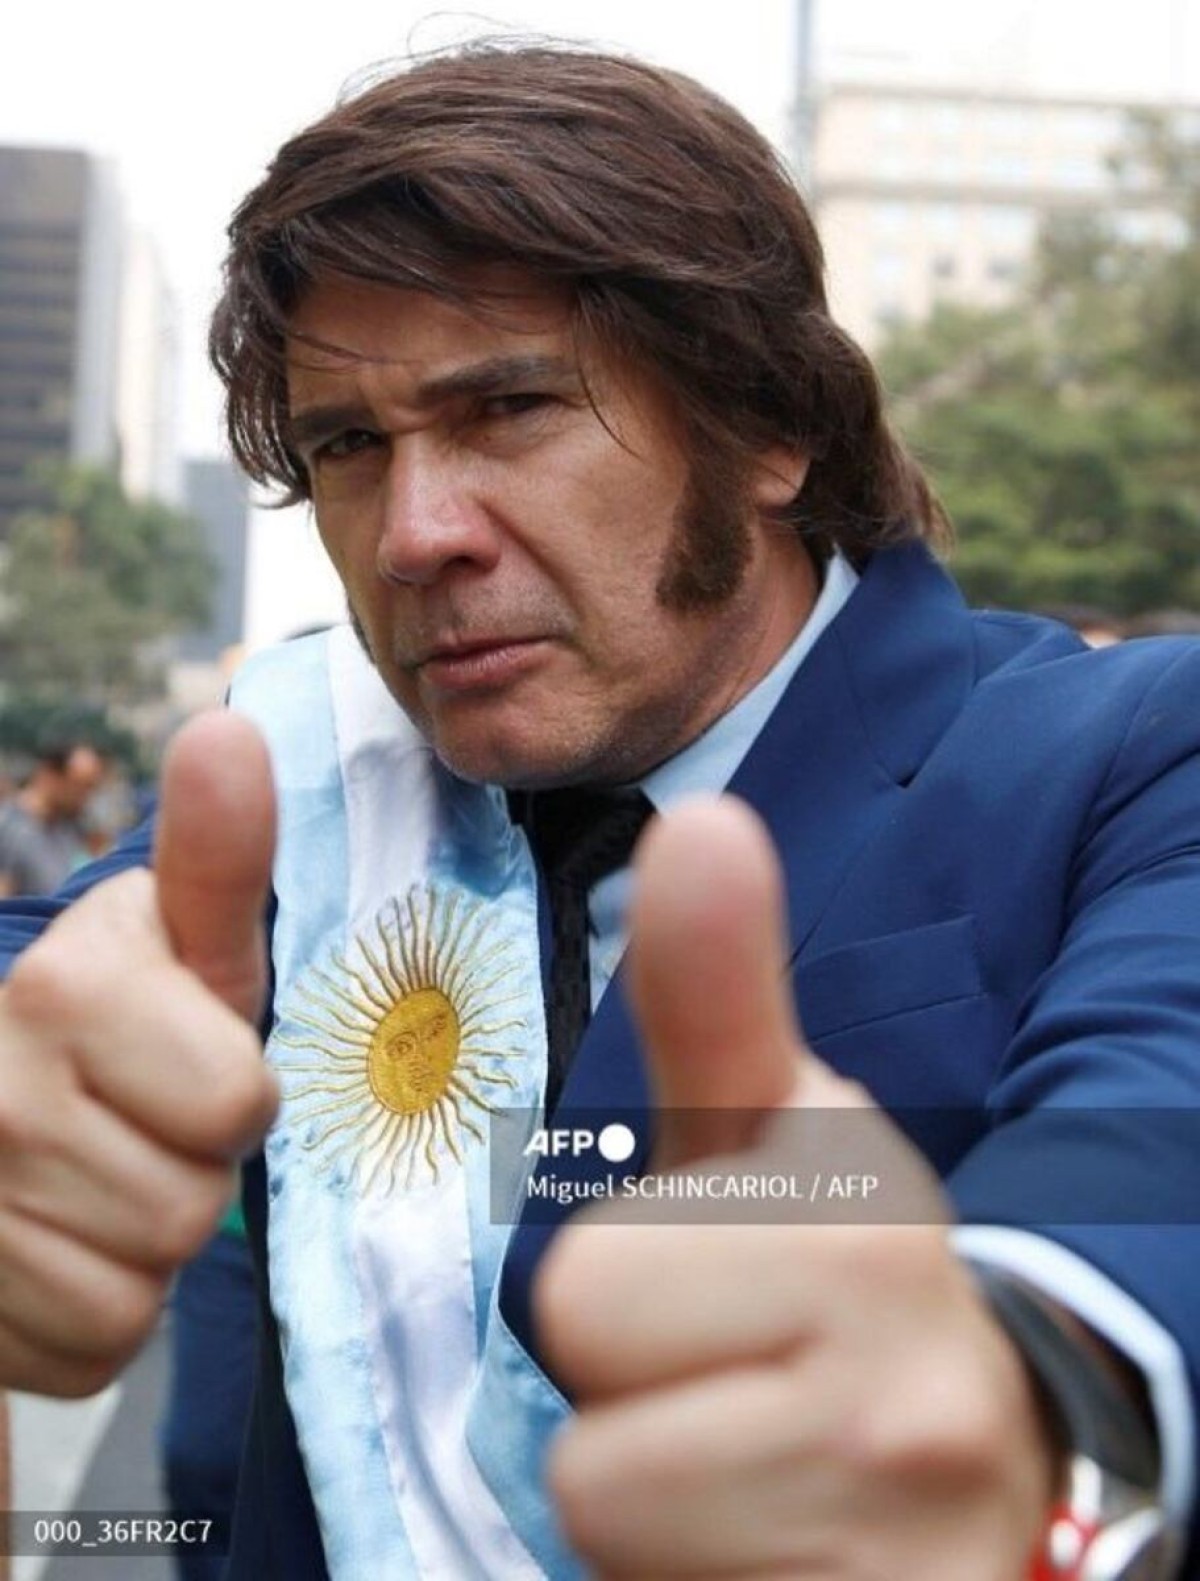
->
{"left": 272, "top": 884, "right": 527, "bottom": 1195}
{"left": 367, "top": 987, "right": 461, "bottom": 1113}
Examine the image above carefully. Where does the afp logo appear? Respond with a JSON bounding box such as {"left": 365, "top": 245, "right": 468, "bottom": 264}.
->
{"left": 522, "top": 1122, "right": 638, "bottom": 1162}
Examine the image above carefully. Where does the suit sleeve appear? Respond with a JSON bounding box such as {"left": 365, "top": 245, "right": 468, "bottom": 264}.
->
{"left": 946, "top": 643, "right": 1200, "bottom": 1554}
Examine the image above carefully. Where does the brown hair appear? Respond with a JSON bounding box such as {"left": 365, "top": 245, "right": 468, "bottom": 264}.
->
{"left": 210, "top": 41, "right": 948, "bottom": 559}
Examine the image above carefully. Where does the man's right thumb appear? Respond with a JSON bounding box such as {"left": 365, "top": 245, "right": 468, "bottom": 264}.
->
{"left": 153, "top": 711, "right": 276, "bottom": 1023}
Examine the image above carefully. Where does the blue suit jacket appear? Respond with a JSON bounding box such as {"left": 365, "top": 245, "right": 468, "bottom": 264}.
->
{"left": 5, "top": 543, "right": 1200, "bottom": 1577}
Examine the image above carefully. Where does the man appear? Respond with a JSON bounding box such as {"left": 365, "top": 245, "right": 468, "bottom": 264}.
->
{"left": 0, "top": 741, "right": 106, "bottom": 897}
{"left": 0, "top": 44, "right": 1197, "bottom": 1581}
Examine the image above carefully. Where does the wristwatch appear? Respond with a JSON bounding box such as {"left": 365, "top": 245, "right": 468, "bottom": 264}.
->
{"left": 971, "top": 1264, "right": 1183, "bottom": 1581}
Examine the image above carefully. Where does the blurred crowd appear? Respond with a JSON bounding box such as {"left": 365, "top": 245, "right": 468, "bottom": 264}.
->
{"left": 1037, "top": 603, "right": 1200, "bottom": 649}
{"left": 0, "top": 740, "right": 140, "bottom": 899}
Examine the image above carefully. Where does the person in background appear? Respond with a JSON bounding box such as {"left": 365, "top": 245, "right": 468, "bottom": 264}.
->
{"left": 1031, "top": 601, "right": 1126, "bottom": 649}
{"left": 76, "top": 773, "right": 138, "bottom": 863}
{"left": 1123, "top": 609, "right": 1200, "bottom": 639}
{"left": 0, "top": 742, "right": 107, "bottom": 897}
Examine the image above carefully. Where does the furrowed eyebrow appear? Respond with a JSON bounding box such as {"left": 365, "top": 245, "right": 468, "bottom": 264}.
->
{"left": 287, "top": 354, "right": 583, "bottom": 456}
{"left": 416, "top": 353, "right": 582, "bottom": 406}
{"left": 287, "top": 403, "right": 377, "bottom": 456}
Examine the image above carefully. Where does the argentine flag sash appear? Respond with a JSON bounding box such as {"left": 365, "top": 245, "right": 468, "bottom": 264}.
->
{"left": 231, "top": 626, "right": 583, "bottom": 1580}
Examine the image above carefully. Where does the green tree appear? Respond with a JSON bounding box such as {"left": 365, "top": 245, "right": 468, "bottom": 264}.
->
{"left": 0, "top": 465, "right": 215, "bottom": 708}
{"left": 879, "top": 112, "right": 1200, "bottom": 615}
{"left": 0, "top": 694, "right": 143, "bottom": 775}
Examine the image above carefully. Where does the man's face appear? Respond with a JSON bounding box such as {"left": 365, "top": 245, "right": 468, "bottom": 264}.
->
{"left": 51, "top": 747, "right": 105, "bottom": 819}
{"left": 286, "top": 273, "right": 814, "bottom": 788}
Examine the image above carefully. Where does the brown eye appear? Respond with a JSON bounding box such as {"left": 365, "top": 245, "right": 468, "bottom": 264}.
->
{"left": 480, "top": 392, "right": 551, "bottom": 419}
{"left": 318, "top": 429, "right": 381, "bottom": 461}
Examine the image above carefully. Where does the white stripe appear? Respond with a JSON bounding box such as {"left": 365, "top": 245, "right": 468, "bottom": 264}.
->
{"left": 241, "top": 631, "right": 418, "bottom": 1577}
{"left": 330, "top": 630, "right": 544, "bottom": 1578}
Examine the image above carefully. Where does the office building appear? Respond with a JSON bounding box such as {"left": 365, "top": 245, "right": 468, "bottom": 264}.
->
{"left": 0, "top": 144, "right": 179, "bottom": 535}
{"left": 176, "top": 456, "right": 248, "bottom": 663}
{"left": 810, "top": 83, "right": 1194, "bottom": 347}
{"left": 116, "top": 230, "right": 182, "bottom": 506}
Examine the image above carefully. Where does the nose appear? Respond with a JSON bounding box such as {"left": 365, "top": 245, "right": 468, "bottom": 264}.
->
{"left": 376, "top": 440, "right": 501, "bottom": 586}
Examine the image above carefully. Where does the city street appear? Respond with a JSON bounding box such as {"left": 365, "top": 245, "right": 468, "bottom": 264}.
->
{"left": 10, "top": 1318, "right": 173, "bottom": 1580}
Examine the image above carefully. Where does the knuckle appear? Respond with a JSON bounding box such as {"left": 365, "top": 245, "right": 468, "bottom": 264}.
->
{"left": 145, "top": 1186, "right": 226, "bottom": 1266}
{"left": 544, "top": 1428, "right": 606, "bottom": 1560}
{"left": 0, "top": 1083, "right": 43, "bottom": 1153}
{"left": 836, "top": 1352, "right": 1004, "bottom": 1495}
{"left": 532, "top": 1227, "right": 603, "bottom": 1373}
{"left": 7, "top": 879, "right": 154, "bottom": 1015}
{"left": 189, "top": 1034, "right": 277, "bottom": 1152}
{"left": 43, "top": 1354, "right": 127, "bottom": 1400}
{"left": 0, "top": 1033, "right": 60, "bottom": 1157}
{"left": 4, "top": 939, "right": 89, "bottom": 1025}
{"left": 82, "top": 1267, "right": 165, "bottom": 1364}
{"left": 5, "top": 873, "right": 158, "bottom": 1025}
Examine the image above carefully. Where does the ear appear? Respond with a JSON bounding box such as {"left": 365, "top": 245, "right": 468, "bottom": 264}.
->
{"left": 750, "top": 447, "right": 809, "bottom": 512}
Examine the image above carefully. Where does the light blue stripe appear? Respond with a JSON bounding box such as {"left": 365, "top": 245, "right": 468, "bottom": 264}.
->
{"left": 233, "top": 634, "right": 422, "bottom": 1580}
{"left": 430, "top": 777, "right": 549, "bottom": 1359}
{"left": 427, "top": 777, "right": 577, "bottom": 1572}
{"left": 466, "top": 1307, "right": 584, "bottom": 1579}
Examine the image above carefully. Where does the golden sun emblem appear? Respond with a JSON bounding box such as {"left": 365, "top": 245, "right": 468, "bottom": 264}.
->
{"left": 273, "top": 885, "right": 526, "bottom": 1194}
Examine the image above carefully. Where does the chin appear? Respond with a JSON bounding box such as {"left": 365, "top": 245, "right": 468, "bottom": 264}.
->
{"left": 428, "top": 730, "right": 594, "bottom": 792}
{"left": 429, "top": 734, "right": 537, "bottom": 790}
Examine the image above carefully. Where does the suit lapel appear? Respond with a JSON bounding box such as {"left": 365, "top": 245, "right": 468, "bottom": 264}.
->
{"left": 731, "top": 541, "right": 977, "bottom": 960}
{"left": 500, "top": 543, "right": 977, "bottom": 1354}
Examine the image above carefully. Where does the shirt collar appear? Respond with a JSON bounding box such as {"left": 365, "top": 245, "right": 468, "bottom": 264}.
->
{"left": 640, "top": 551, "right": 859, "bottom": 811}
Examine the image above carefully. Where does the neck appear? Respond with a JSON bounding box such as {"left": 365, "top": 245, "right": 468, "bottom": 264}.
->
{"left": 690, "top": 538, "right": 822, "bottom": 735}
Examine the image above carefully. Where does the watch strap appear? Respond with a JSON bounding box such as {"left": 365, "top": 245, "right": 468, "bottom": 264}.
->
{"left": 972, "top": 1263, "right": 1161, "bottom": 1490}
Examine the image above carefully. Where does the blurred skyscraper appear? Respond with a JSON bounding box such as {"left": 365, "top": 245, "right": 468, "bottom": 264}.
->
{"left": 177, "top": 457, "right": 248, "bottom": 662}
{"left": 117, "top": 230, "right": 182, "bottom": 506}
{"left": 0, "top": 144, "right": 179, "bottom": 536}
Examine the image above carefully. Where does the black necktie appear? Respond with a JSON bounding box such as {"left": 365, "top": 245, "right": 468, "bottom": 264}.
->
{"left": 521, "top": 788, "right": 654, "bottom": 1114}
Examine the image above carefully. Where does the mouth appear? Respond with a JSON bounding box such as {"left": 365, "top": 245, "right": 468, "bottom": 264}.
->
{"left": 416, "top": 636, "right": 549, "bottom": 692}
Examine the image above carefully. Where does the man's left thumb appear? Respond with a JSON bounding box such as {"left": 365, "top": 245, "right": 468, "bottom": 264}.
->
{"left": 628, "top": 795, "right": 811, "bottom": 1170}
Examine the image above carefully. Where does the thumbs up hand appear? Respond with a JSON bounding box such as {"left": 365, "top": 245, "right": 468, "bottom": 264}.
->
{"left": 537, "top": 797, "right": 1057, "bottom": 1580}
{"left": 0, "top": 713, "right": 279, "bottom": 1396}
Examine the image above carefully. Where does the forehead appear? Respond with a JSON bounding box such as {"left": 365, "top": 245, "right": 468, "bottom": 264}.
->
{"left": 285, "top": 271, "right": 578, "bottom": 395}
